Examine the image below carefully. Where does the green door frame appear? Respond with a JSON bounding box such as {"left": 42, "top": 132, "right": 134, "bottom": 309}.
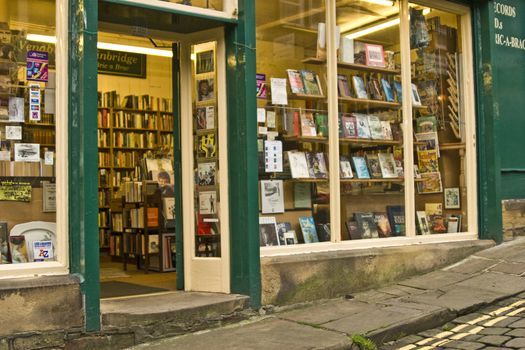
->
{"left": 68, "top": 0, "right": 261, "bottom": 331}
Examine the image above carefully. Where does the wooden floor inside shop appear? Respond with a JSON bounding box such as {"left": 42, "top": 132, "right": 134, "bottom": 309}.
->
{"left": 99, "top": 256, "right": 177, "bottom": 299}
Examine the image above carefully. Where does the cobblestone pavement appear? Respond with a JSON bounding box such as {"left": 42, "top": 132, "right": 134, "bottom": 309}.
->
{"left": 382, "top": 293, "right": 525, "bottom": 349}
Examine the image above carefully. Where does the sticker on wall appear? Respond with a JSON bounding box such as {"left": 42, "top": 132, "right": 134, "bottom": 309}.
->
{"left": 26, "top": 51, "right": 49, "bottom": 82}
{"left": 8, "top": 97, "right": 24, "bottom": 122}
{"left": 44, "top": 151, "right": 54, "bottom": 165}
{"left": 5, "top": 125, "right": 22, "bottom": 140}
{"left": 29, "top": 84, "right": 41, "bottom": 121}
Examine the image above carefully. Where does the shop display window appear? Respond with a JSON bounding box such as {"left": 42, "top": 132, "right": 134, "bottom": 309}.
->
{"left": 256, "top": 0, "right": 475, "bottom": 250}
{"left": 0, "top": 1, "right": 64, "bottom": 268}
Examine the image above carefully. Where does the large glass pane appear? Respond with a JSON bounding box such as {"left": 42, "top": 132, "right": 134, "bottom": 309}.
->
{"left": 409, "top": 4, "right": 468, "bottom": 235}
{"left": 157, "top": 0, "right": 224, "bottom": 12}
{"left": 256, "top": 1, "right": 330, "bottom": 247}
{"left": 0, "top": 1, "right": 58, "bottom": 264}
{"left": 336, "top": 1, "right": 406, "bottom": 240}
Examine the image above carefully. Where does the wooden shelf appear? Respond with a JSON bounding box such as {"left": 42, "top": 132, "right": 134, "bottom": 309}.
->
{"left": 338, "top": 96, "right": 401, "bottom": 109}
{"left": 341, "top": 177, "right": 425, "bottom": 183}
{"left": 440, "top": 143, "right": 466, "bottom": 151}
{"left": 340, "top": 138, "right": 401, "bottom": 146}
{"left": 288, "top": 178, "right": 329, "bottom": 183}
{"left": 290, "top": 93, "right": 326, "bottom": 101}
{"left": 113, "top": 127, "right": 157, "bottom": 132}
{"left": 113, "top": 146, "right": 154, "bottom": 150}
{"left": 26, "top": 123, "right": 55, "bottom": 127}
{"left": 302, "top": 57, "right": 401, "bottom": 75}
{"left": 39, "top": 144, "right": 56, "bottom": 147}
{"left": 283, "top": 135, "right": 328, "bottom": 143}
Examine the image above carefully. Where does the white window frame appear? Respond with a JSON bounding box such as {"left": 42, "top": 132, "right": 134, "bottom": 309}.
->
{"left": 260, "top": 0, "right": 478, "bottom": 257}
{"left": 111, "top": 0, "right": 238, "bottom": 19}
{"left": 0, "top": 0, "right": 69, "bottom": 277}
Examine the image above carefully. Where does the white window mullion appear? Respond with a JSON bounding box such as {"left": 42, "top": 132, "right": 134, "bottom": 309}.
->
{"left": 326, "top": 0, "right": 341, "bottom": 242}
{"left": 399, "top": 0, "right": 416, "bottom": 237}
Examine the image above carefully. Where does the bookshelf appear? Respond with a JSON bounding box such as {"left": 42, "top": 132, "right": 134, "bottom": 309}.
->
{"left": 97, "top": 94, "right": 173, "bottom": 250}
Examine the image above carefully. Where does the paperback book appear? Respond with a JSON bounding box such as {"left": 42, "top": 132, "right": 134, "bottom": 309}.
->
{"left": 417, "top": 171, "right": 443, "bottom": 194}
{"left": 374, "top": 212, "right": 392, "bottom": 237}
{"left": 260, "top": 180, "right": 284, "bottom": 214}
{"left": 378, "top": 153, "right": 397, "bottom": 178}
{"left": 393, "top": 81, "right": 402, "bottom": 103}
{"left": 345, "top": 220, "right": 361, "bottom": 240}
{"left": 306, "top": 153, "right": 328, "bottom": 179}
{"left": 353, "top": 156, "right": 370, "bottom": 179}
{"left": 416, "top": 211, "right": 431, "bottom": 235}
{"left": 355, "top": 113, "right": 371, "bottom": 138}
{"left": 315, "top": 113, "right": 328, "bottom": 137}
{"left": 287, "top": 69, "right": 305, "bottom": 94}
{"left": 381, "top": 121, "right": 393, "bottom": 140}
{"left": 259, "top": 216, "right": 279, "bottom": 247}
{"left": 301, "top": 112, "right": 317, "bottom": 136}
{"left": 387, "top": 205, "right": 405, "bottom": 236}
{"left": 288, "top": 151, "right": 310, "bottom": 179}
{"left": 355, "top": 212, "right": 379, "bottom": 239}
{"left": 366, "top": 154, "right": 382, "bottom": 179}
{"left": 342, "top": 114, "right": 357, "bottom": 138}
{"left": 417, "top": 149, "right": 439, "bottom": 173}
{"left": 381, "top": 78, "right": 395, "bottom": 102}
{"left": 339, "top": 156, "right": 354, "bottom": 179}
{"left": 276, "top": 222, "right": 292, "bottom": 246}
{"left": 352, "top": 75, "right": 368, "bottom": 99}
{"left": 367, "top": 115, "right": 383, "bottom": 140}
{"left": 337, "top": 74, "right": 352, "bottom": 97}
{"left": 367, "top": 77, "right": 383, "bottom": 100}
{"left": 299, "top": 217, "right": 319, "bottom": 243}
{"left": 301, "top": 70, "right": 323, "bottom": 96}
{"left": 416, "top": 116, "right": 438, "bottom": 133}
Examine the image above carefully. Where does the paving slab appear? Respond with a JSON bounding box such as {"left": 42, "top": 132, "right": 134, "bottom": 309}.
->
{"left": 278, "top": 299, "right": 373, "bottom": 325}
{"left": 352, "top": 290, "right": 396, "bottom": 303}
{"left": 455, "top": 272, "right": 525, "bottom": 296}
{"left": 376, "top": 284, "right": 427, "bottom": 297}
{"left": 477, "top": 335, "right": 512, "bottom": 346}
{"left": 475, "top": 239, "right": 525, "bottom": 260}
{"left": 128, "top": 317, "right": 352, "bottom": 350}
{"left": 478, "top": 327, "right": 511, "bottom": 335}
{"left": 399, "top": 286, "right": 504, "bottom": 314}
{"left": 442, "top": 340, "right": 485, "bottom": 349}
{"left": 504, "top": 337, "right": 525, "bottom": 348}
{"left": 489, "top": 262, "right": 525, "bottom": 275}
{"left": 508, "top": 318, "right": 525, "bottom": 328}
{"left": 506, "top": 328, "right": 525, "bottom": 337}
{"left": 445, "top": 257, "right": 500, "bottom": 274}
{"left": 398, "top": 271, "right": 471, "bottom": 290}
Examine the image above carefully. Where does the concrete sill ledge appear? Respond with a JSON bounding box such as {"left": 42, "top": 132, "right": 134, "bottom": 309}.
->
{"left": 0, "top": 274, "right": 80, "bottom": 291}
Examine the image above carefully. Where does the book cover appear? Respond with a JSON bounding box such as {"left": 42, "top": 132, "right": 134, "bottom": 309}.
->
{"left": 284, "top": 230, "right": 298, "bottom": 245}
{"left": 259, "top": 217, "right": 279, "bottom": 247}
{"left": 199, "top": 191, "right": 217, "bottom": 214}
{"left": 352, "top": 75, "right": 368, "bottom": 99}
{"left": 374, "top": 212, "right": 392, "bottom": 238}
{"left": 260, "top": 180, "right": 284, "bottom": 214}
{"left": 294, "top": 182, "right": 312, "bottom": 208}
{"left": 415, "top": 131, "right": 440, "bottom": 157}
{"left": 306, "top": 153, "right": 328, "bottom": 179}
{"left": 446, "top": 214, "right": 462, "bottom": 233}
{"left": 276, "top": 222, "right": 292, "bottom": 246}
{"left": 367, "top": 77, "right": 383, "bottom": 100}
{"left": 367, "top": 115, "right": 383, "bottom": 140}
{"left": 345, "top": 220, "right": 361, "bottom": 240}
{"left": 417, "top": 149, "right": 439, "bottom": 173}
{"left": 197, "top": 133, "right": 217, "bottom": 158}
{"left": 288, "top": 151, "right": 310, "bottom": 179}
{"left": 287, "top": 69, "right": 305, "bottom": 94}
{"left": 378, "top": 153, "right": 397, "bottom": 178}
{"left": 391, "top": 123, "right": 402, "bottom": 141}
{"left": 444, "top": 187, "right": 461, "bottom": 209}
{"left": 411, "top": 83, "right": 422, "bottom": 106}
{"left": 364, "top": 43, "right": 385, "bottom": 67}
{"left": 315, "top": 113, "right": 328, "bottom": 137}
{"left": 387, "top": 205, "right": 405, "bottom": 236}
{"left": 342, "top": 114, "right": 357, "bottom": 138}
{"left": 148, "top": 235, "right": 160, "bottom": 254}
{"left": 316, "top": 223, "right": 331, "bottom": 242}
{"left": 256, "top": 73, "right": 267, "bottom": 99}
{"left": 301, "top": 70, "right": 322, "bottom": 96}
{"left": 416, "top": 211, "right": 431, "bottom": 235}
{"left": 430, "top": 215, "right": 447, "bottom": 234}
{"left": 9, "top": 235, "right": 28, "bottom": 263}
{"left": 301, "top": 112, "right": 317, "bottom": 136}
{"left": 381, "top": 78, "right": 395, "bottom": 102}
{"left": 337, "top": 74, "right": 352, "bottom": 97}
{"left": 355, "top": 113, "right": 371, "bottom": 138}
{"left": 162, "top": 197, "right": 175, "bottom": 221}
{"left": 338, "top": 114, "right": 344, "bottom": 138}
{"left": 366, "top": 154, "right": 382, "bottom": 179}
{"left": 417, "top": 172, "right": 443, "bottom": 194}
{"left": 393, "top": 81, "right": 402, "bottom": 103}
{"left": 354, "top": 212, "right": 379, "bottom": 239}
{"left": 147, "top": 207, "right": 159, "bottom": 227}
{"left": 0, "top": 222, "right": 9, "bottom": 263}
{"left": 381, "top": 121, "right": 393, "bottom": 140}
{"left": 416, "top": 116, "right": 438, "bottom": 133}
{"left": 299, "top": 217, "right": 319, "bottom": 243}
{"left": 425, "top": 203, "right": 443, "bottom": 216}
{"left": 352, "top": 156, "right": 370, "bottom": 179}
{"left": 197, "top": 162, "right": 216, "bottom": 186}
{"left": 339, "top": 156, "right": 353, "bottom": 179}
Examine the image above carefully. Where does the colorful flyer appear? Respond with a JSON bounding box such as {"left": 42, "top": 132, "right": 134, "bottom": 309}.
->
{"left": 29, "top": 84, "right": 41, "bottom": 121}
{"left": 26, "top": 51, "right": 49, "bottom": 82}
{"left": 256, "top": 73, "right": 267, "bottom": 99}
{"left": 33, "top": 241, "right": 54, "bottom": 261}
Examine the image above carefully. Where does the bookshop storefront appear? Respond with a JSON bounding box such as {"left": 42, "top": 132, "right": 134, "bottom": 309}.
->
{"left": 0, "top": 0, "right": 523, "bottom": 341}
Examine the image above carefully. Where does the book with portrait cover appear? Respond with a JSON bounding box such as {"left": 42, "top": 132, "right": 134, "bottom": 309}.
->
{"left": 378, "top": 153, "right": 397, "bottom": 178}
{"left": 381, "top": 121, "right": 393, "bottom": 140}
{"left": 352, "top": 156, "right": 370, "bottom": 179}
{"left": 260, "top": 180, "right": 284, "bottom": 214}
{"left": 301, "top": 112, "right": 317, "bottom": 136}
{"left": 354, "top": 212, "right": 379, "bottom": 239}
{"left": 366, "top": 154, "right": 382, "bottom": 179}
{"left": 9, "top": 235, "right": 28, "bottom": 263}
{"left": 342, "top": 114, "right": 357, "bottom": 138}
{"left": 386, "top": 205, "right": 405, "bottom": 236}
{"left": 276, "top": 222, "right": 292, "bottom": 246}
{"left": 301, "top": 70, "right": 323, "bottom": 96}
{"left": 306, "top": 152, "right": 328, "bottom": 179}
{"left": 287, "top": 69, "right": 305, "bottom": 94}
{"left": 374, "top": 212, "right": 392, "bottom": 237}
{"left": 299, "top": 217, "right": 319, "bottom": 243}
{"left": 367, "top": 115, "right": 383, "bottom": 140}
{"left": 355, "top": 113, "right": 371, "bottom": 139}
{"left": 259, "top": 216, "right": 279, "bottom": 247}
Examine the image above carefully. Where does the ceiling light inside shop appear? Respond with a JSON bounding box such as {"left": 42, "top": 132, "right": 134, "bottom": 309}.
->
{"left": 362, "top": 0, "right": 394, "bottom": 6}
{"left": 344, "top": 7, "right": 431, "bottom": 39}
{"left": 27, "top": 34, "right": 173, "bottom": 57}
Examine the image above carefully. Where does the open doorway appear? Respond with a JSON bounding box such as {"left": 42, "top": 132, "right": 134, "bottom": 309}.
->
{"left": 96, "top": 17, "right": 178, "bottom": 299}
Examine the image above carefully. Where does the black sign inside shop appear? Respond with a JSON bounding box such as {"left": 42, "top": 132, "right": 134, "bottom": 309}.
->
{"left": 97, "top": 49, "right": 147, "bottom": 79}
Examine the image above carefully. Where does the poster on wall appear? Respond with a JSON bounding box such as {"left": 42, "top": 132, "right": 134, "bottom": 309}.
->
{"left": 14, "top": 143, "right": 40, "bottom": 162}
{"left": 0, "top": 181, "right": 32, "bottom": 202}
{"left": 26, "top": 51, "right": 49, "bottom": 82}
{"left": 42, "top": 182, "right": 56, "bottom": 212}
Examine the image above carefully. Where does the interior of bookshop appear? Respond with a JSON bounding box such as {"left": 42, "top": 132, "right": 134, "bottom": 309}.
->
{"left": 0, "top": 1, "right": 227, "bottom": 298}
{"left": 256, "top": 0, "right": 471, "bottom": 249}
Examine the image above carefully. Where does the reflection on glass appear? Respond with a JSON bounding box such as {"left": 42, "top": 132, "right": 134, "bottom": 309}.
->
{"left": 409, "top": 4, "right": 468, "bottom": 234}
{"left": 256, "top": 1, "right": 330, "bottom": 246}
{"left": 336, "top": 1, "right": 406, "bottom": 240}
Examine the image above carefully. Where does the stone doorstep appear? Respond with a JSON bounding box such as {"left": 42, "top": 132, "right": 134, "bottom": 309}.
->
{"left": 101, "top": 292, "right": 252, "bottom": 341}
